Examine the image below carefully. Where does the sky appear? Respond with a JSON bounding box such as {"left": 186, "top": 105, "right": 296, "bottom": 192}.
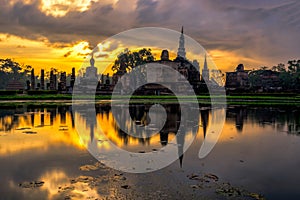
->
{"left": 0, "top": 0, "right": 300, "bottom": 75}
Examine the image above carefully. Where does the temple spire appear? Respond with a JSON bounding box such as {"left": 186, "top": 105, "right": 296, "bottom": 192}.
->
{"left": 204, "top": 54, "right": 208, "bottom": 70}
{"left": 177, "top": 26, "right": 186, "bottom": 59}
{"left": 202, "top": 54, "right": 209, "bottom": 81}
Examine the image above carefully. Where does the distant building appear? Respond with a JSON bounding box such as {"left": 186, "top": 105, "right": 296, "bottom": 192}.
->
{"left": 146, "top": 46, "right": 201, "bottom": 94}
{"left": 6, "top": 79, "right": 24, "bottom": 91}
{"left": 249, "top": 69, "right": 281, "bottom": 92}
{"left": 97, "top": 73, "right": 113, "bottom": 95}
{"left": 225, "top": 64, "right": 250, "bottom": 90}
{"left": 42, "top": 26, "right": 218, "bottom": 95}
{"left": 112, "top": 27, "right": 204, "bottom": 95}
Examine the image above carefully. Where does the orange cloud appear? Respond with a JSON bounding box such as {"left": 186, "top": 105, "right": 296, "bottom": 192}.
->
{"left": 0, "top": 34, "right": 93, "bottom": 74}
{"left": 208, "top": 49, "right": 265, "bottom": 72}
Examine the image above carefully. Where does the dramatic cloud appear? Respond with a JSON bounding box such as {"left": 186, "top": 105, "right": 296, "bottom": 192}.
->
{"left": 0, "top": 0, "right": 299, "bottom": 71}
{"left": 0, "top": 0, "right": 136, "bottom": 44}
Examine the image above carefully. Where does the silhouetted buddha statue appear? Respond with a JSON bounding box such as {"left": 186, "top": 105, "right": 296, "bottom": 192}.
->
{"left": 85, "top": 54, "right": 98, "bottom": 81}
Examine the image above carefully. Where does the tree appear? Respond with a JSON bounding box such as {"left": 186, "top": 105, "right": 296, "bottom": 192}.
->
{"left": 286, "top": 60, "right": 300, "bottom": 90}
{"left": 0, "top": 58, "right": 28, "bottom": 89}
{"left": 111, "top": 48, "right": 154, "bottom": 73}
{"left": 279, "top": 71, "right": 293, "bottom": 90}
{"left": 260, "top": 66, "right": 268, "bottom": 70}
{"left": 272, "top": 63, "right": 286, "bottom": 72}
{"left": 288, "top": 60, "right": 296, "bottom": 73}
{"left": 0, "top": 58, "right": 21, "bottom": 74}
{"left": 248, "top": 70, "right": 263, "bottom": 88}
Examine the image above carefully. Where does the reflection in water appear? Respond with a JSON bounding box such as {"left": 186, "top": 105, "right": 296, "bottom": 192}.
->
{"left": 0, "top": 103, "right": 207, "bottom": 172}
{"left": 0, "top": 105, "right": 87, "bottom": 157}
{"left": 0, "top": 104, "right": 300, "bottom": 199}
{"left": 1, "top": 104, "right": 300, "bottom": 161}
{"left": 1, "top": 104, "right": 299, "bottom": 157}
{"left": 74, "top": 102, "right": 202, "bottom": 172}
{"left": 226, "top": 106, "right": 246, "bottom": 132}
{"left": 226, "top": 106, "right": 300, "bottom": 134}
{"left": 40, "top": 169, "right": 102, "bottom": 200}
{"left": 200, "top": 108, "right": 209, "bottom": 137}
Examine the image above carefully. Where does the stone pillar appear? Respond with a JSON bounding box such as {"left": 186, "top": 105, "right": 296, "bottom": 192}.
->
{"left": 41, "top": 69, "right": 45, "bottom": 90}
{"left": 50, "top": 70, "right": 56, "bottom": 90}
{"left": 26, "top": 80, "right": 30, "bottom": 91}
{"left": 31, "top": 69, "right": 35, "bottom": 90}
{"left": 101, "top": 74, "right": 104, "bottom": 84}
{"left": 53, "top": 74, "right": 57, "bottom": 90}
{"left": 70, "top": 67, "right": 75, "bottom": 88}
{"left": 60, "top": 72, "right": 66, "bottom": 91}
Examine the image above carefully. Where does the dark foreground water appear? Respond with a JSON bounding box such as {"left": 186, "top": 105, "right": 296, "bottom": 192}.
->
{"left": 0, "top": 102, "right": 299, "bottom": 200}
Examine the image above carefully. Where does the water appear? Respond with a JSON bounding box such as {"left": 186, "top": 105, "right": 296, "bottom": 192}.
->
{"left": 0, "top": 102, "right": 299, "bottom": 199}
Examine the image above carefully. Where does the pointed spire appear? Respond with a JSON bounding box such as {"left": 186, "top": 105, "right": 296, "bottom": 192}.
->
{"left": 202, "top": 54, "right": 210, "bottom": 81}
{"left": 204, "top": 54, "right": 208, "bottom": 70}
{"left": 177, "top": 26, "right": 186, "bottom": 59}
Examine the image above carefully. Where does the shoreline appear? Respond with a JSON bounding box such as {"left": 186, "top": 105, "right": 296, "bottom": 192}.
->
{"left": 0, "top": 94, "right": 299, "bottom": 106}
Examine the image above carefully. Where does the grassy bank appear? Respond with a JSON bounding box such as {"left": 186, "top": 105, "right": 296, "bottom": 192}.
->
{"left": 0, "top": 94, "right": 299, "bottom": 106}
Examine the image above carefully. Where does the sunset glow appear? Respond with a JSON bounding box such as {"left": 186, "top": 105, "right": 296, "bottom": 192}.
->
{"left": 1, "top": 0, "right": 298, "bottom": 75}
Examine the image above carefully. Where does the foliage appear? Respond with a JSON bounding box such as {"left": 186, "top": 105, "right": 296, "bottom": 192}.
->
{"left": 249, "top": 60, "right": 300, "bottom": 91}
{"left": 0, "top": 58, "right": 32, "bottom": 89}
{"left": 111, "top": 48, "right": 155, "bottom": 72}
{"left": 248, "top": 70, "right": 263, "bottom": 88}
{"left": 0, "top": 90, "right": 18, "bottom": 95}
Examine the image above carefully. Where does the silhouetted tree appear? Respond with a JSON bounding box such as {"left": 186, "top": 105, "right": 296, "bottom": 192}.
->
{"left": 272, "top": 63, "right": 286, "bottom": 72}
{"left": 248, "top": 69, "right": 263, "bottom": 88}
{"left": 111, "top": 48, "right": 154, "bottom": 73}
{"left": 286, "top": 60, "right": 300, "bottom": 89}
{"left": 0, "top": 58, "right": 31, "bottom": 89}
{"left": 260, "top": 66, "right": 268, "bottom": 70}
